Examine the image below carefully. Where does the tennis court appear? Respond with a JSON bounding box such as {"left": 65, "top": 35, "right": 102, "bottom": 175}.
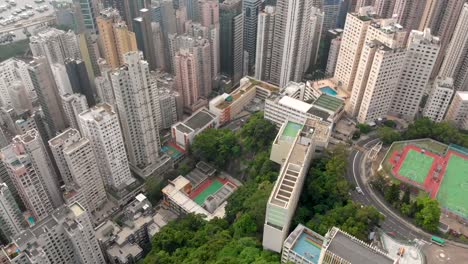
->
{"left": 436, "top": 152, "right": 468, "bottom": 218}
{"left": 398, "top": 149, "right": 435, "bottom": 184}
{"left": 193, "top": 179, "right": 224, "bottom": 205}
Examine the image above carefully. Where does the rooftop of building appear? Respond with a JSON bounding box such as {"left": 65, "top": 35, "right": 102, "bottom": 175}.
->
{"left": 115, "top": 215, "right": 153, "bottom": 246}
{"left": 2, "top": 243, "right": 21, "bottom": 260}
{"left": 48, "top": 128, "right": 79, "bottom": 147}
{"left": 456, "top": 91, "right": 468, "bottom": 101}
{"left": 107, "top": 243, "right": 142, "bottom": 263}
{"left": 214, "top": 77, "right": 279, "bottom": 110}
{"left": 79, "top": 103, "right": 116, "bottom": 122}
{"left": 284, "top": 224, "right": 324, "bottom": 264}
{"left": 278, "top": 96, "right": 313, "bottom": 113}
{"left": 313, "top": 94, "right": 344, "bottom": 112}
{"left": 269, "top": 119, "right": 330, "bottom": 208}
{"left": 176, "top": 108, "right": 216, "bottom": 134}
{"left": 324, "top": 227, "right": 394, "bottom": 264}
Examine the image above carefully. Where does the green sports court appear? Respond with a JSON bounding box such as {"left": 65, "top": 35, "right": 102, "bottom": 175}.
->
{"left": 281, "top": 122, "right": 303, "bottom": 141}
{"left": 436, "top": 153, "right": 468, "bottom": 219}
{"left": 193, "top": 180, "right": 224, "bottom": 205}
{"left": 398, "top": 149, "right": 435, "bottom": 184}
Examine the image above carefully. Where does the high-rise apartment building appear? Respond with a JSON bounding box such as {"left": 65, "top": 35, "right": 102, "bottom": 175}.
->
{"left": 73, "top": 0, "right": 99, "bottom": 34}
{"left": 445, "top": 91, "right": 468, "bottom": 130}
{"left": 423, "top": 77, "right": 454, "bottom": 122}
{"left": 97, "top": 8, "right": 138, "bottom": 69}
{"left": 323, "top": 0, "right": 342, "bottom": 32}
{"left": 49, "top": 129, "right": 107, "bottom": 213}
{"left": 0, "top": 183, "right": 25, "bottom": 239}
{"left": 12, "top": 202, "right": 105, "bottom": 264}
{"left": 220, "top": 0, "right": 244, "bottom": 85}
{"left": 427, "top": 0, "right": 467, "bottom": 79}
{"left": 174, "top": 37, "right": 212, "bottom": 112}
{"left": 1, "top": 130, "right": 63, "bottom": 222}
{"left": 390, "top": 29, "right": 440, "bottom": 121}
{"left": 276, "top": 1, "right": 323, "bottom": 87}
{"left": 326, "top": 36, "right": 342, "bottom": 76}
{"left": 374, "top": 0, "right": 396, "bottom": 18}
{"left": 254, "top": 6, "right": 276, "bottom": 81}
{"left": 393, "top": 0, "right": 426, "bottom": 35}
{"left": 0, "top": 59, "right": 36, "bottom": 103}
{"left": 334, "top": 7, "right": 375, "bottom": 91}
{"left": 199, "top": 0, "right": 220, "bottom": 77}
{"left": 79, "top": 104, "right": 135, "bottom": 191}
{"left": 243, "top": 0, "right": 261, "bottom": 73}
{"left": 29, "top": 27, "right": 81, "bottom": 65}
{"left": 110, "top": 52, "right": 162, "bottom": 173}
{"left": 61, "top": 93, "right": 89, "bottom": 132}
{"left": 65, "top": 58, "right": 96, "bottom": 106}
{"left": 438, "top": 3, "right": 468, "bottom": 91}
{"left": 28, "top": 57, "right": 67, "bottom": 138}
{"left": 347, "top": 18, "right": 407, "bottom": 123}
{"left": 133, "top": 9, "right": 158, "bottom": 70}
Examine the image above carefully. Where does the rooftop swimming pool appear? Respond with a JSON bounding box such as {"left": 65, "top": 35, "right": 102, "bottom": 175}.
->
{"left": 292, "top": 232, "right": 322, "bottom": 263}
{"left": 320, "top": 86, "right": 337, "bottom": 96}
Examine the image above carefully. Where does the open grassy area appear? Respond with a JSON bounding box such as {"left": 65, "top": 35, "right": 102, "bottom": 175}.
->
{"left": 0, "top": 39, "right": 30, "bottom": 62}
{"left": 398, "top": 149, "right": 434, "bottom": 184}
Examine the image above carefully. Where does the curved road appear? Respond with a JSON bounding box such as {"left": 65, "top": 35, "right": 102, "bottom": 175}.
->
{"left": 346, "top": 137, "right": 432, "bottom": 242}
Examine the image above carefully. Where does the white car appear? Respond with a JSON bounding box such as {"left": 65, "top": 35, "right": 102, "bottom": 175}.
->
{"left": 355, "top": 186, "right": 363, "bottom": 194}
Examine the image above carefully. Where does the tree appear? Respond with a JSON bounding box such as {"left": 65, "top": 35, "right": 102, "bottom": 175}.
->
{"left": 233, "top": 214, "right": 257, "bottom": 238}
{"left": 378, "top": 126, "right": 402, "bottom": 145}
{"left": 384, "top": 183, "right": 400, "bottom": 205}
{"left": 357, "top": 123, "right": 372, "bottom": 134}
{"left": 191, "top": 128, "right": 241, "bottom": 169}
{"left": 415, "top": 196, "right": 441, "bottom": 232}
{"left": 383, "top": 120, "right": 397, "bottom": 128}
{"left": 401, "top": 188, "right": 411, "bottom": 205}
{"left": 239, "top": 112, "right": 277, "bottom": 152}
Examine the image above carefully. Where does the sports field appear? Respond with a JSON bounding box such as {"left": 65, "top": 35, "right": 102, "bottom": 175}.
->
{"left": 398, "top": 149, "right": 435, "bottom": 184}
{"left": 436, "top": 153, "right": 468, "bottom": 218}
{"left": 193, "top": 180, "right": 224, "bottom": 205}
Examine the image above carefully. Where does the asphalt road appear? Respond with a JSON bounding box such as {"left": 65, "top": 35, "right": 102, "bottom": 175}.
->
{"left": 346, "top": 137, "right": 429, "bottom": 242}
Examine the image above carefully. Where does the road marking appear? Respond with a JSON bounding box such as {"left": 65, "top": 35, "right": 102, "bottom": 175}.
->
{"left": 352, "top": 152, "right": 362, "bottom": 190}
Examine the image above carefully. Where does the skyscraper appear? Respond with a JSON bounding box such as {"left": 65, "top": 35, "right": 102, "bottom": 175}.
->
{"left": 323, "top": 0, "right": 342, "bottom": 32}
{"left": 61, "top": 93, "right": 89, "bottom": 132}
{"left": 65, "top": 58, "right": 96, "bottom": 106}
{"left": 374, "top": 0, "right": 396, "bottom": 18}
{"left": 174, "top": 38, "right": 212, "bottom": 112}
{"left": 347, "top": 18, "right": 407, "bottom": 123}
{"left": 393, "top": 0, "right": 426, "bottom": 36}
{"left": 326, "top": 35, "right": 342, "bottom": 76}
{"left": 334, "top": 6, "right": 375, "bottom": 91}
{"left": 97, "top": 8, "right": 138, "bottom": 69}
{"left": 390, "top": 29, "right": 440, "bottom": 121}
{"left": 264, "top": 0, "right": 324, "bottom": 87}
{"left": 110, "top": 52, "right": 162, "bottom": 172}
{"left": 0, "top": 183, "right": 25, "bottom": 239}
{"left": 254, "top": 6, "right": 276, "bottom": 81}
{"left": 79, "top": 103, "right": 135, "bottom": 191}
{"left": 28, "top": 57, "right": 67, "bottom": 138}
{"left": 220, "top": 0, "right": 244, "bottom": 85}
{"left": 133, "top": 9, "right": 158, "bottom": 70}
{"left": 438, "top": 3, "right": 468, "bottom": 91}
{"left": 12, "top": 202, "right": 105, "bottom": 264}
{"left": 243, "top": 0, "right": 262, "bottom": 74}
{"left": 49, "top": 129, "right": 107, "bottom": 213}
{"left": 29, "top": 27, "right": 81, "bottom": 66}
{"left": 199, "top": 0, "right": 220, "bottom": 77}
{"left": 1, "top": 130, "right": 63, "bottom": 221}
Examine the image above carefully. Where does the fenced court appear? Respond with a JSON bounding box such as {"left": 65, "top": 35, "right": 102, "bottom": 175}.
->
{"left": 191, "top": 178, "right": 230, "bottom": 205}
{"left": 397, "top": 148, "right": 435, "bottom": 184}
{"left": 383, "top": 140, "right": 468, "bottom": 220}
{"left": 436, "top": 151, "right": 468, "bottom": 219}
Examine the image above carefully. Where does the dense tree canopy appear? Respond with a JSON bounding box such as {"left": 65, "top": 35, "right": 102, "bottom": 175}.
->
{"left": 143, "top": 214, "right": 279, "bottom": 264}
{"left": 239, "top": 112, "right": 277, "bottom": 152}
{"left": 190, "top": 128, "right": 241, "bottom": 168}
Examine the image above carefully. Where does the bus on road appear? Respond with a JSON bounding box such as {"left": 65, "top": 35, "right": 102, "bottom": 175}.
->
{"left": 431, "top": 236, "right": 445, "bottom": 246}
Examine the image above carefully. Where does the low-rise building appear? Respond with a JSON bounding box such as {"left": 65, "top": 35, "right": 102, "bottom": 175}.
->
{"left": 162, "top": 162, "right": 240, "bottom": 220}
{"left": 171, "top": 108, "right": 218, "bottom": 151}
{"left": 209, "top": 77, "right": 280, "bottom": 124}
{"left": 263, "top": 119, "right": 331, "bottom": 252}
